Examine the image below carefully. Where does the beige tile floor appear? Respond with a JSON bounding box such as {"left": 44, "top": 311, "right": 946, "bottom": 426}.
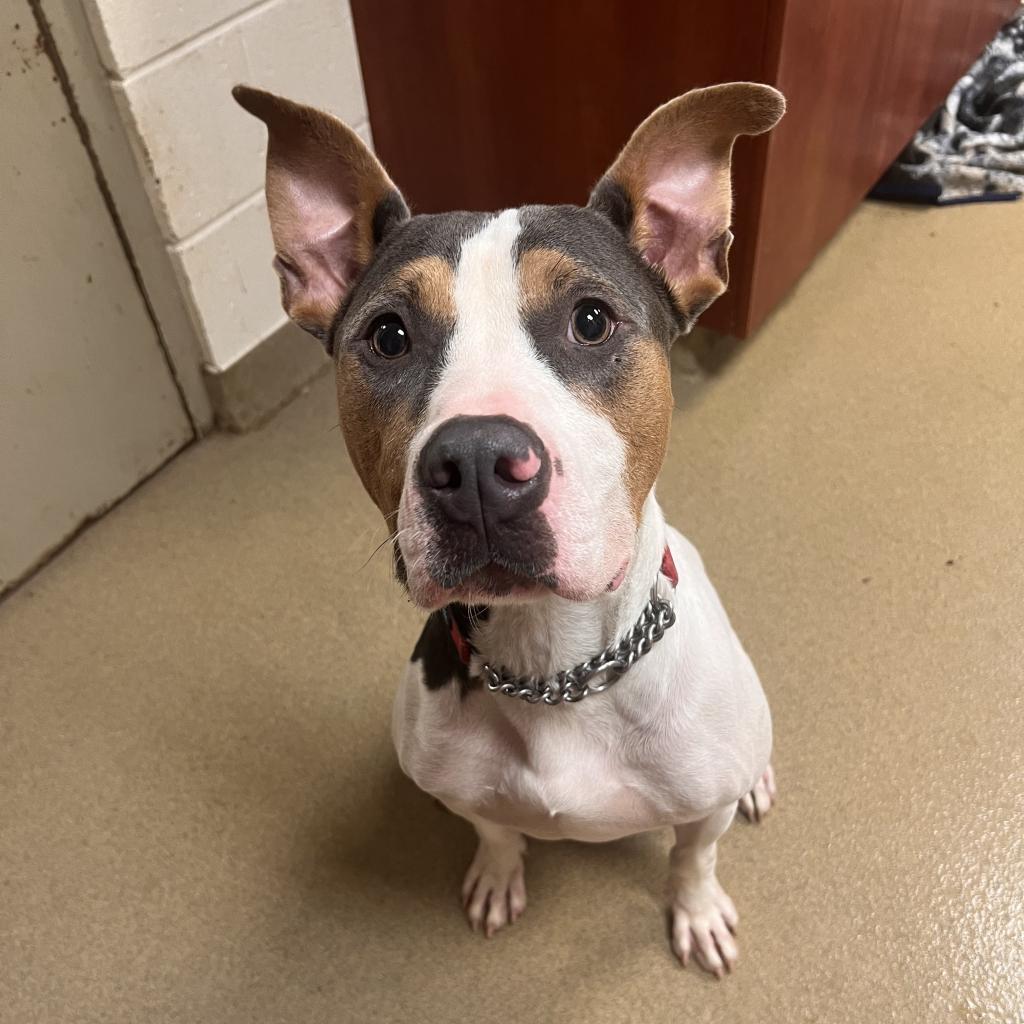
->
{"left": 2, "top": 198, "right": 1022, "bottom": 1024}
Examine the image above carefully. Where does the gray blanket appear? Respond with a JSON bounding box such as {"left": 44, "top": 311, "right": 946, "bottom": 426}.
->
{"left": 874, "top": 12, "right": 1024, "bottom": 205}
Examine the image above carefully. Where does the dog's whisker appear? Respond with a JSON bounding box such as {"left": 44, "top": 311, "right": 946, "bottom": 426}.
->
{"left": 358, "top": 528, "right": 407, "bottom": 572}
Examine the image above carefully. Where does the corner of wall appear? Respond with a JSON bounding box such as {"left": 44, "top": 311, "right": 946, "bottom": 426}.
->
{"left": 52, "top": 0, "right": 370, "bottom": 431}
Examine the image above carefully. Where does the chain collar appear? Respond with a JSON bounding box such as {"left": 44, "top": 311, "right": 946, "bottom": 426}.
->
{"left": 443, "top": 545, "right": 679, "bottom": 706}
{"left": 481, "top": 583, "right": 676, "bottom": 704}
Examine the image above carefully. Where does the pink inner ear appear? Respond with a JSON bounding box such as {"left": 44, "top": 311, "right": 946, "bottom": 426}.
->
{"left": 642, "top": 197, "right": 706, "bottom": 286}
{"left": 298, "top": 220, "right": 358, "bottom": 301}
{"left": 638, "top": 163, "right": 731, "bottom": 293}
{"left": 274, "top": 176, "right": 360, "bottom": 321}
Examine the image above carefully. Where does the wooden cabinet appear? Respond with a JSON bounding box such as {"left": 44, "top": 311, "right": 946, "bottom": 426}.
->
{"left": 351, "top": 0, "right": 1018, "bottom": 337}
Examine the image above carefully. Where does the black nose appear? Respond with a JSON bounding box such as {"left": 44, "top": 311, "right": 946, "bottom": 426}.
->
{"left": 417, "top": 415, "right": 550, "bottom": 531}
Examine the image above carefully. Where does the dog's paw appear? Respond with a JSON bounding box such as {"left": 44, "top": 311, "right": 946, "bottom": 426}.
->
{"left": 461, "top": 839, "right": 527, "bottom": 938}
{"left": 670, "top": 879, "right": 739, "bottom": 978}
{"left": 738, "top": 763, "right": 776, "bottom": 823}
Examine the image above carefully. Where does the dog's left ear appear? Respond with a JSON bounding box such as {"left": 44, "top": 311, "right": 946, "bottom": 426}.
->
{"left": 233, "top": 85, "right": 409, "bottom": 347}
{"left": 590, "top": 82, "right": 785, "bottom": 319}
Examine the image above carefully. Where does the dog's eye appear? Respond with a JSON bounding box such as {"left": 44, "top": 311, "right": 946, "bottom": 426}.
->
{"left": 569, "top": 300, "right": 615, "bottom": 346}
{"left": 369, "top": 314, "right": 410, "bottom": 359}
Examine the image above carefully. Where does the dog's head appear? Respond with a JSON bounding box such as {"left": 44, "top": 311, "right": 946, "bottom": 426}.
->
{"left": 234, "top": 83, "right": 784, "bottom": 609}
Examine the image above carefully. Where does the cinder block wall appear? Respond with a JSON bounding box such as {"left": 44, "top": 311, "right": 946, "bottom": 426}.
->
{"left": 76, "top": 0, "right": 371, "bottom": 423}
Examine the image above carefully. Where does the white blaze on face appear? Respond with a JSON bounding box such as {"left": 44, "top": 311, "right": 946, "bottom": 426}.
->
{"left": 397, "top": 209, "right": 637, "bottom": 606}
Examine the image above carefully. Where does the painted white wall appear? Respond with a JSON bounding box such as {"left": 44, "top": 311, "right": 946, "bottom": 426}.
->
{"left": 1, "top": 11, "right": 193, "bottom": 591}
{"left": 78, "top": 0, "right": 371, "bottom": 371}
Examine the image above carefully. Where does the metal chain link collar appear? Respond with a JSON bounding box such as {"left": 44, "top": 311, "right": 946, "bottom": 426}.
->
{"left": 479, "top": 582, "right": 677, "bottom": 705}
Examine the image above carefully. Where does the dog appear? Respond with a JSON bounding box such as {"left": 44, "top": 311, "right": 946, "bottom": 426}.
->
{"left": 234, "top": 80, "right": 784, "bottom": 976}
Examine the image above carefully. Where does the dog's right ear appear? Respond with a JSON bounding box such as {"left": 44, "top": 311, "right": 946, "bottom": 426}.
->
{"left": 233, "top": 86, "right": 409, "bottom": 348}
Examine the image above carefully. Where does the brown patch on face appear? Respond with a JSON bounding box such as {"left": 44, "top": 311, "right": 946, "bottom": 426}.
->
{"left": 579, "top": 337, "right": 673, "bottom": 522}
{"left": 391, "top": 256, "right": 456, "bottom": 325}
{"left": 517, "top": 248, "right": 583, "bottom": 314}
{"left": 330, "top": 251, "right": 461, "bottom": 529}
{"left": 335, "top": 353, "right": 418, "bottom": 526}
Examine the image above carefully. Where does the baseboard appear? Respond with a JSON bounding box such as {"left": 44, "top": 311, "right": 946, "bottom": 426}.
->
{"left": 203, "top": 321, "right": 330, "bottom": 432}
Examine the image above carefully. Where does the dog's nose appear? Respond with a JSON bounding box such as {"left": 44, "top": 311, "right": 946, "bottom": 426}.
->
{"left": 417, "top": 415, "right": 550, "bottom": 529}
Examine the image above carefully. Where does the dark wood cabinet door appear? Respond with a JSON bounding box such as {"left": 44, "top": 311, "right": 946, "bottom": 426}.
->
{"left": 352, "top": 0, "right": 1019, "bottom": 336}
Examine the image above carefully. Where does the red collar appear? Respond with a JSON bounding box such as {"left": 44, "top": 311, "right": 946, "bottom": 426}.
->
{"left": 660, "top": 543, "right": 679, "bottom": 587}
{"left": 446, "top": 545, "right": 678, "bottom": 668}
{"left": 446, "top": 608, "right": 475, "bottom": 666}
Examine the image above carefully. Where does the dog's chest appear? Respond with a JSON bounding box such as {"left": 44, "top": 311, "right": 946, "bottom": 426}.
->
{"left": 483, "top": 728, "right": 697, "bottom": 841}
{"left": 393, "top": 646, "right": 766, "bottom": 842}
{"left": 404, "top": 692, "right": 690, "bottom": 840}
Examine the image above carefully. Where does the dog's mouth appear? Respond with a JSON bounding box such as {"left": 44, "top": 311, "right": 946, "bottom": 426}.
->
{"left": 429, "top": 554, "right": 632, "bottom": 606}
{"left": 434, "top": 554, "right": 558, "bottom": 602}
{"left": 421, "top": 508, "right": 559, "bottom": 603}
{"left": 402, "top": 498, "right": 635, "bottom": 609}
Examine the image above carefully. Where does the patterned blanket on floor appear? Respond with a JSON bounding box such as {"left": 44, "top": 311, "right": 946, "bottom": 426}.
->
{"left": 873, "top": 12, "right": 1024, "bottom": 205}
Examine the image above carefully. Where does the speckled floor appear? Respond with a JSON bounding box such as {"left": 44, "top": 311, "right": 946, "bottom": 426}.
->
{"left": 2, "top": 197, "right": 1022, "bottom": 1024}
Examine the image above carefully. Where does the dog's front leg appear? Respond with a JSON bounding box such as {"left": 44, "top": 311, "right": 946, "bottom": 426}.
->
{"left": 459, "top": 814, "right": 527, "bottom": 938}
{"left": 668, "top": 804, "right": 740, "bottom": 977}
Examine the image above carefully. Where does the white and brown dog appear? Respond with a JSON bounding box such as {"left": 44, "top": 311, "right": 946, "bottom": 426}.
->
{"left": 235, "top": 81, "right": 785, "bottom": 976}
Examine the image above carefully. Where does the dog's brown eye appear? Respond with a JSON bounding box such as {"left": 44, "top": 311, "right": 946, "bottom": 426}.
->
{"left": 569, "top": 300, "right": 615, "bottom": 346}
{"left": 369, "top": 314, "right": 409, "bottom": 359}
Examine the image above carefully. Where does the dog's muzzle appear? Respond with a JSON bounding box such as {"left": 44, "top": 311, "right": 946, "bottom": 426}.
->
{"left": 415, "top": 415, "right": 555, "bottom": 590}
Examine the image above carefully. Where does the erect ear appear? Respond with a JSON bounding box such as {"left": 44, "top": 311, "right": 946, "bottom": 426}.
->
{"left": 232, "top": 85, "right": 409, "bottom": 347}
{"left": 589, "top": 82, "right": 785, "bottom": 320}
